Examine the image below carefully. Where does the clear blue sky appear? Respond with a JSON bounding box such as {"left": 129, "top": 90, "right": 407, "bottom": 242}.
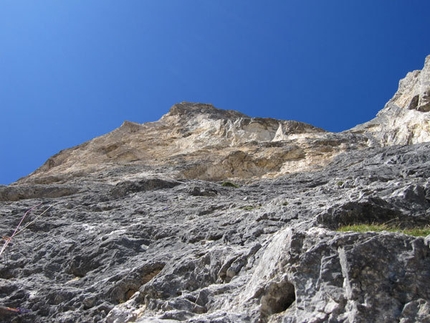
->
{"left": 1, "top": 1, "right": 430, "bottom": 184}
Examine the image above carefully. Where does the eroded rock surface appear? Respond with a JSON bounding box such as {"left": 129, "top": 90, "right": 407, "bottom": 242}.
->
{"left": 19, "top": 101, "right": 369, "bottom": 185}
{"left": 16, "top": 57, "right": 430, "bottom": 187}
{"left": 1, "top": 56, "right": 430, "bottom": 322}
{"left": 351, "top": 55, "right": 430, "bottom": 145}
{"left": 1, "top": 142, "right": 430, "bottom": 322}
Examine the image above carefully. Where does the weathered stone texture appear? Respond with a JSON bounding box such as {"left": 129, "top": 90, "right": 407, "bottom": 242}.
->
{"left": 351, "top": 55, "right": 430, "bottom": 145}
{"left": 1, "top": 56, "right": 430, "bottom": 322}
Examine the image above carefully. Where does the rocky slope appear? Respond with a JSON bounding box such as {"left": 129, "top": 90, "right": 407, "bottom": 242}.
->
{"left": 350, "top": 55, "right": 430, "bottom": 145}
{"left": 0, "top": 56, "right": 429, "bottom": 323}
{"left": 18, "top": 56, "right": 430, "bottom": 186}
{"left": 19, "top": 103, "right": 367, "bottom": 184}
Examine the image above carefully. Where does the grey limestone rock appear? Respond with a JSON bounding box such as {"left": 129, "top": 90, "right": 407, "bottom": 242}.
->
{"left": 1, "top": 56, "right": 430, "bottom": 322}
{"left": 1, "top": 142, "right": 430, "bottom": 322}
{"left": 350, "top": 55, "right": 430, "bottom": 145}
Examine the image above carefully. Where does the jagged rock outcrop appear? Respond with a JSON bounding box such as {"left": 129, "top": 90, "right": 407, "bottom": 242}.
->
{"left": 1, "top": 56, "right": 430, "bottom": 323}
{"left": 19, "top": 102, "right": 369, "bottom": 185}
{"left": 18, "top": 56, "right": 430, "bottom": 186}
{"left": 351, "top": 55, "right": 430, "bottom": 145}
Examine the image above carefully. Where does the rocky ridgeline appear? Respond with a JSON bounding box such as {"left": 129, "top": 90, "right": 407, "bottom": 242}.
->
{"left": 0, "top": 56, "right": 429, "bottom": 323}
{"left": 351, "top": 55, "right": 430, "bottom": 145}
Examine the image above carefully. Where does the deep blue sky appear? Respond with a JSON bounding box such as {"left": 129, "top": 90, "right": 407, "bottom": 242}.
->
{"left": 1, "top": 1, "right": 430, "bottom": 184}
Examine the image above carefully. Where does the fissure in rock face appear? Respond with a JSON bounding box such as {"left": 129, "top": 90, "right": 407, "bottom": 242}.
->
{"left": 1, "top": 55, "right": 430, "bottom": 323}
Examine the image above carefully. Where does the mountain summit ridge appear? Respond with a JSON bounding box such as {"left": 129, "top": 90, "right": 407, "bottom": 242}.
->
{"left": 18, "top": 55, "right": 430, "bottom": 185}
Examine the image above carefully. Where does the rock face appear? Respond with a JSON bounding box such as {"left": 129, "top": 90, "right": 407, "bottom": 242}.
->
{"left": 20, "top": 102, "right": 368, "bottom": 184}
{"left": 350, "top": 55, "right": 430, "bottom": 145}
{"left": 1, "top": 56, "right": 430, "bottom": 323}
{"left": 17, "top": 55, "right": 430, "bottom": 185}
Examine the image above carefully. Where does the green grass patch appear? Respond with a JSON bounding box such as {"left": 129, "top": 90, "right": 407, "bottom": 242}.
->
{"left": 402, "top": 227, "right": 430, "bottom": 237}
{"left": 337, "top": 224, "right": 430, "bottom": 237}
